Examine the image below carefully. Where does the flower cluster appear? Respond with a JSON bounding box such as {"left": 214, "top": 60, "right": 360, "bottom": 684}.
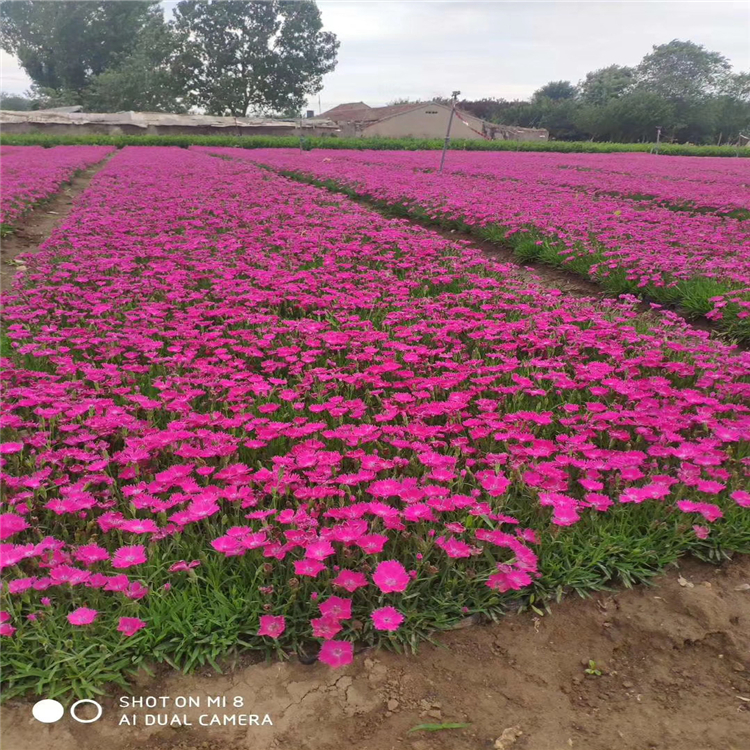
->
{"left": 0, "top": 145, "right": 113, "bottom": 228}
{"left": 220, "top": 148, "right": 750, "bottom": 337}
{"left": 1, "top": 147, "right": 749, "bottom": 674}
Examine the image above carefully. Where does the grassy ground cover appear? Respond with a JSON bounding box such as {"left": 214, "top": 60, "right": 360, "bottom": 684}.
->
{"left": 1, "top": 132, "right": 748, "bottom": 157}
{"left": 221, "top": 148, "right": 750, "bottom": 342}
{"left": 1, "top": 147, "right": 749, "bottom": 704}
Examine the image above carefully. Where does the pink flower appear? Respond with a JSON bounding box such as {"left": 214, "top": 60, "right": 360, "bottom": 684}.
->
{"left": 693, "top": 525, "right": 710, "bottom": 539}
{"left": 169, "top": 560, "right": 201, "bottom": 573}
{"left": 372, "top": 560, "right": 410, "bottom": 593}
{"left": 311, "top": 615, "right": 343, "bottom": 639}
{"left": 211, "top": 536, "right": 245, "bottom": 556}
{"left": 319, "top": 596, "right": 352, "bottom": 620}
{"left": 332, "top": 570, "right": 368, "bottom": 592}
{"left": 487, "top": 569, "right": 533, "bottom": 592}
{"left": 304, "top": 539, "right": 336, "bottom": 560}
{"left": 0, "top": 514, "right": 29, "bottom": 541}
{"left": 0, "top": 442, "right": 23, "bottom": 454}
{"left": 74, "top": 544, "right": 110, "bottom": 565}
{"left": 0, "top": 623, "right": 16, "bottom": 637}
{"left": 257, "top": 615, "right": 286, "bottom": 639}
{"left": 294, "top": 559, "right": 327, "bottom": 578}
{"left": 112, "top": 545, "right": 148, "bottom": 568}
{"left": 371, "top": 606, "right": 404, "bottom": 632}
{"left": 117, "top": 617, "right": 147, "bottom": 636}
{"left": 476, "top": 470, "right": 510, "bottom": 497}
{"left": 67, "top": 607, "right": 98, "bottom": 626}
{"left": 318, "top": 639, "right": 353, "bottom": 668}
{"left": 731, "top": 490, "right": 750, "bottom": 508}
{"left": 676, "top": 500, "right": 723, "bottom": 523}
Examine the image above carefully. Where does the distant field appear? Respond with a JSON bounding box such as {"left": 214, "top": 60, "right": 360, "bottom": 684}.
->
{"left": 216, "top": 147, "right": 750, "bottom": 342}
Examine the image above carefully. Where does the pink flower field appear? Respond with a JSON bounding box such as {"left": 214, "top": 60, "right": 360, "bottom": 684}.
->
{"left": 0, "top": 145, "right": 113, "bottom": 230}
{"left": 1, "top": 146, "right": 749, "bottom": 700}
{"left": 216, "top": 148, "right": 750, "bottom": 340}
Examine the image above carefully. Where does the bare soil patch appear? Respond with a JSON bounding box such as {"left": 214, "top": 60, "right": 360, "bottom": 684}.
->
{"left": 0, "top": 155, "right": 114, "bottom": 293}
{"left": 3, "top": 555, "right": 748, "bottom": 750}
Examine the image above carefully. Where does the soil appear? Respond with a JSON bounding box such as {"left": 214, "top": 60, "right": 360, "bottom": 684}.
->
{"left": 2, "top": 555, "right": 748, "bottom": 750}
{"left": 0, "top": 155, "right": 114, "bottom": 294}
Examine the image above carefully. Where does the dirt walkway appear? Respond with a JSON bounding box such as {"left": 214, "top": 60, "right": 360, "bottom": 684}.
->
{"left": 0, "top": 154, "right": 114, "bottom": 294}
{"left": 3, "top": 555, "right": 748, "bottom": 750}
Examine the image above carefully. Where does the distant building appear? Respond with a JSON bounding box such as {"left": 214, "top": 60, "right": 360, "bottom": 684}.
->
{"left": 320, "top": 101, "right": 548, "bottom": 141}
{"left": 0, "top": 109, "right": 339, "bottom": 137}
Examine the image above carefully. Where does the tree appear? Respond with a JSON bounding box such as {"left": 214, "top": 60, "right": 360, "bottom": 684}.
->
{"left": 579, "top": 65, "right": 634, "bottom": 106}
{"left": 172, "top": 0, "right": 339, "bottom": 117}
{"left": 532, "top": 81, "right": 577, "bottom": 103}
{"left": 0, "top": 1, "right": 161, "bottom": 98}
{"left": 84, "top": 19, "right": 185, "bottom": 112}
{"left": 0, "top": 91, "right": 32, "bottom": 110}
{"left": 635, "top": 40, "right": 731, "bottom": 101}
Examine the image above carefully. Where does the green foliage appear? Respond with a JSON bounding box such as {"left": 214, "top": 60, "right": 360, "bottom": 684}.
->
{"left": 2, "top": 132, "right": 748, "bottom": 157}
{"left": 408, "top": 723, "right": 472, "bottom": 733}
{"left": 83, "top": 16, "right": 184, "bottom": 113}
{"left": 0, "top": 91, "right": 32, "bottom": 110}
{"left": 0, "top": 1, "right": 160, "bottom": 94}
{"left": 635, "top": 39, "right": 731, "bottom": 101}
{"left": 458, "top": 40, "right": 749, "bottom": 144}
{"left": 171, "top": 0, "right": 339, "bottom": 117}
{"left": 532, "top": 80, "right": 578, "bottom": 102}
{"left": 579, "top": 65, "right": 635, "bottom": 106}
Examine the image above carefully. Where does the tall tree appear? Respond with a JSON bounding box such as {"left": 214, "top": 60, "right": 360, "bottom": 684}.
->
{"left": 532, "top": 81, "right": 577, "bottom": 102}
{"left": 84, "top": 18, "right": 184, "bottom": 113}
{"left": 0, "top": 91, "right": 32, "bottom": 110}
{"left": 172, "top": 0, "right": 339, "bottom": 117}
{"left": 635, "top": 40, "right": 731, "bottom": 101}
{"left": 0, "top": 1, "right": 160, "bottom": 96}
{"left": 579, "top": 65, "right": 634, "bottom": 106}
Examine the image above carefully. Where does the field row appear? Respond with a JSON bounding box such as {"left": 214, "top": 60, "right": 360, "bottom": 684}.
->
{"left": 220, "top": 148, "right": 750, "bottom": 341}
{"left": 0, "top": 145, "right": 113, "bottom": 231}
{"left": 1, "top": 147, "right": 749, "bottom": 700}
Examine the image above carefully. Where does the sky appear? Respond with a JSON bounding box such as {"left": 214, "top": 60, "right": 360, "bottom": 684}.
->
{"left": 1, "top": 0, "right": 748, "bottom": 112}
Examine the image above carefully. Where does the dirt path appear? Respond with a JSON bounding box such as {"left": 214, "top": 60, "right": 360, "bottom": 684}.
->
{"left": 3, "top": 555, "right": 748, "bottom": 750}
{"left": 0, "top": 154, "right": 115, "bottom": 294}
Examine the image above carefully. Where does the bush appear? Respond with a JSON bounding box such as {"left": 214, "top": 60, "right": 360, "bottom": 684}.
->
{"left": 1, "top": 132, "right": 748, "bottom": 157}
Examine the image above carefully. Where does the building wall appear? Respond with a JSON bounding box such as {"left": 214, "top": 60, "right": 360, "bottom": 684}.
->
{"left": 0, "top": 123, "right": 335, "bottom": 138}
{"left": 359, "top": 105, "right": 547, "bottom": 141}
{"left": 362, "top": 105, "right": 486, "bottom": 140}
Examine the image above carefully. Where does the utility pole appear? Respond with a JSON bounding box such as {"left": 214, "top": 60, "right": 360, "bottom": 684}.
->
{"left": 439, "top": 90, "right": 461, "bottom": 174}
{"left": 652, "top": 126, "right": 662, "bottom": 155}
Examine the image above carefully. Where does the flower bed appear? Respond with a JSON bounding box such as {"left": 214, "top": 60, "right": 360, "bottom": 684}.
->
{"left": 1, "top": 147, "right": 749, "bottom": 701}
{"left": 220, "top": 148, "right": 750, "bottom": 341}
{"left": 0, "top": 145, "right": 114, "bottom": 230}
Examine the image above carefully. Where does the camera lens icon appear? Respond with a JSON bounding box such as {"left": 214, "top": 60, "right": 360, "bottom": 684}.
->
{"left": 70, "top": 699, "right": 103, "bottom": 723}
{"left": 32, "top": 698, "right": 103, "bottom": 724}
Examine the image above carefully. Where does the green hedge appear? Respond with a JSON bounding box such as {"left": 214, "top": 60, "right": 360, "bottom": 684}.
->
{"left": 1, "top": 132, "right": 748, "bottom": 157}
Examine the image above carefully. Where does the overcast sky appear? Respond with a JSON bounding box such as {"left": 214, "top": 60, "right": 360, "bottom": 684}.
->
{"left": 1, "top": 1, "right": 748, "bottom": 111}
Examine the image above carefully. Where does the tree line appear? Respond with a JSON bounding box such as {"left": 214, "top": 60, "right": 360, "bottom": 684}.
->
{"left": 1, "top": 3, "right": 747, "bottom": 145}
{"left": 456, "top": 41, "right": 749, "bottom": 144}
{"left": 0, "top": 0, "right": 338, "bottom": 117}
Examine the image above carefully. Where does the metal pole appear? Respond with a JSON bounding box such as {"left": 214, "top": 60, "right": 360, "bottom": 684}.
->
{"left": 654, "top": 126, "right": 661, "bottom": 155}
{"left": 439, "top": 90, "right": 460, "bottom": 174}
